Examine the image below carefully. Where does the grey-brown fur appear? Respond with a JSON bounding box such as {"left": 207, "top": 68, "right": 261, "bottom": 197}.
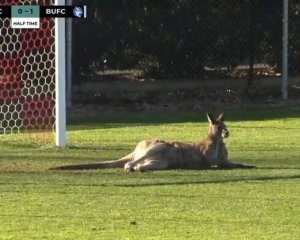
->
{"left": 50, "top": 112, "right": 255, "bottom": 172}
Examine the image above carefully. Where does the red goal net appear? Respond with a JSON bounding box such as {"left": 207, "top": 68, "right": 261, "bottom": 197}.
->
{"left": 0, "top": 0, "right": 55, "bottom": 144}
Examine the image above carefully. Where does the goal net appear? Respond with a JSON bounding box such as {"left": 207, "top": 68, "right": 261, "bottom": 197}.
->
{"left": 0, "top": 0, "right": 57, "bottom": 144}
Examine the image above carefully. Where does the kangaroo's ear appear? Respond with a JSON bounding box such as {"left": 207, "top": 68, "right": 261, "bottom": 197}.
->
{"left": 217, "top": 112, "right": 225, "bottom": 122}
{"left": 206, "top": 112, "right": 216, "bottom": 124}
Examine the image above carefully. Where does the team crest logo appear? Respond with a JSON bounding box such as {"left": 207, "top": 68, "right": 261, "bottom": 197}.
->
{"left": 73, "top": 7, "right": 83, "bottom": 18}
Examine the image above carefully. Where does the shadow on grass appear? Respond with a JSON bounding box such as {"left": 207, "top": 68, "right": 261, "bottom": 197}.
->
{"left": 114, "top": 174, "right": 300, "bottom": 188}
{"left": 68, "top": 106, "right": 300, "bottom": 130}
{"left": 1, "top": 171, "right": 299, "bottom": 190}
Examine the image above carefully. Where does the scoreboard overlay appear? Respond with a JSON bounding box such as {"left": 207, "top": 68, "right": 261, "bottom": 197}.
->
{"left": 0, "top": 5, "right": 86, "bottom": 28}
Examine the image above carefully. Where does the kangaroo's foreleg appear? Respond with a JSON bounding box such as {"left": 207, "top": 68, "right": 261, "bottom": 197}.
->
{"left": 217, "top": 144, "right": 255, "bottom": 169}
{"left": 218, "top": 161, "right": 256, "bottom": 169}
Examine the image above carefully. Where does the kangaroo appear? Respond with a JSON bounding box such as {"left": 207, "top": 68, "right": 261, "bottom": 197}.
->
{"left": 50, "top": 112, "right": 255, "bottom": 172}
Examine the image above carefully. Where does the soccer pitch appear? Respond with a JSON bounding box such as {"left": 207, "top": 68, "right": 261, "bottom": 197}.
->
{"left": 0, "top": 108, "right": 300, "bottom": 239}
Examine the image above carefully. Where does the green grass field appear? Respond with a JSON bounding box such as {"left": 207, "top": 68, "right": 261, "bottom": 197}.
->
{"left": 0, "top": 107, "right": 300, "bottom": 239}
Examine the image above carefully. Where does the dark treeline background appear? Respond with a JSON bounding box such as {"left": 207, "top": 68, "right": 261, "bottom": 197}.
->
{"left": 71, "top": 0, "right": 300, "bottom": 86}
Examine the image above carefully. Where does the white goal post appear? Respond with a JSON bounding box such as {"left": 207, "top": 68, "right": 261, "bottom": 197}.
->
{"left": 55, "top": 0, "right": 66, "bottom": 147}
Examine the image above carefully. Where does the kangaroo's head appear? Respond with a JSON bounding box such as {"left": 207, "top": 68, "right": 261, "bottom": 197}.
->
{"left": 206, "top": 112, "right": 229, "bottom": 139}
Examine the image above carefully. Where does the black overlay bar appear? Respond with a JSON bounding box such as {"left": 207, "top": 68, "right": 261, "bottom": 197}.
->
{"left": 0, "top": 5, "right": 86, "bottom": 18}
{"left": 0, "top": 6, "right": 11, "bottom": 18}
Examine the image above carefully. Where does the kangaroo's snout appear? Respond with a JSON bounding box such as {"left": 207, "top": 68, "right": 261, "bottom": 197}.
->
{"left": 222, "top": 129, "right": 229, "bottom": 138}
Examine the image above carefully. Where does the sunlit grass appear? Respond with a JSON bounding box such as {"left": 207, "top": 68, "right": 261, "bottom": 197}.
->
{"left": 0, "top": 107, "right": 300, "bottom": 239}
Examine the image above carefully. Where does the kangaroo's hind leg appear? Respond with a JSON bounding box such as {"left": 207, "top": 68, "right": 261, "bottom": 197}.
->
{"left": 124, "top": 142, "right": 168, "bottom": 172}
{"left": 134, "top": 160, "right": 169, "bottom": 172}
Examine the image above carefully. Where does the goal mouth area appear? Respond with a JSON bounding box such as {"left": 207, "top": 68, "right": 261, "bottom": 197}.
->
{"left": 0, "top": 0, "right": 57, "bottom": 145}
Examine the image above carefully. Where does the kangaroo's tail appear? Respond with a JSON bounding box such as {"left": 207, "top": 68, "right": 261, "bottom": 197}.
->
{"left": 49, "top": 153, "right": 133, "bottom": 170}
